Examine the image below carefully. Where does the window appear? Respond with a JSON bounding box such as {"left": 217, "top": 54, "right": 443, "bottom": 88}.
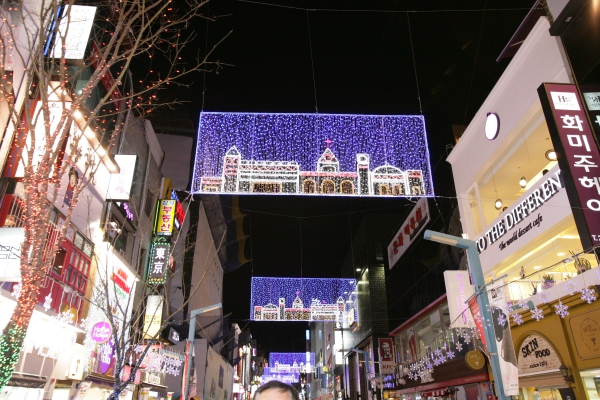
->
{"left": 321, "top": 180, "right": 335, "bottom": 193}
{"left": 340, "top": 180, "right": 354, "bottom": 194}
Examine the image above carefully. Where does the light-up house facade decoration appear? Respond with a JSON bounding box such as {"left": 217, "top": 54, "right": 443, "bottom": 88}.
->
{"left": 250, "top": 277, "right": 357, "bottom": 324}
{"left": 269, "top": 353, "right": 316, "bottom": 373}
{"left": 192, "top": 113, "right": 434, "bottom": 197}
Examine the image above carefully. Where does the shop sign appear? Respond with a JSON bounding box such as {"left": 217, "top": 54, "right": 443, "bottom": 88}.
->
{"left": 517, "top": 334, "right": 561, "bottom": 375}
{"left": 112, "top": 265, "right": 133, "bottom": 299}
{"left": 582, "top": 85, "right": 600, "bottom": 138}
{"left": 143, "top": 295, "right": 164, "bottom": 339}
{"left": 378, "top": 338, "right": 395, "bottom": 374}
{"left": 68, "top": 343, "right": 86, "bottom": 380}
{"left": 475, "top": 165, "right": 569, "bottom": 273}
{"left": 50, "top": 5, "right": 97, "bottom": 59}
{"left": 539, "top": 83, "right": 600, "bottom": 252}
{"left": 107, "top": 155, "right": 137, "bottom": 201}
{"left": 142, "top": 370, "right": 165, "bottom": 386}
{"left": 147, "top": 237, "right": 170, "bottom": 285}
{"left": 465, "top": 350, "right": 485, "bottom": 370}
{"left": 99, "top": 338, "right": 115, "bottom": 375}
{"left": 0, "top": 227, "right": 23, "bottom": 282}
{"left": 444, "top": 270, "right": 475, "bottom": 328}
{"left": 168, "top": 327, "right": 181, "bottom": 344}
{"left": 90, "top": 321, "right": 112, "bottom": 343}
{"left": 569, "top": 308, "right": 600, "bottom": 359}
{"left": 387, "top": 198, "right": 430, "bottom": 269}
{"left": 155, "top": 200, "right": 176, "bottom": 236}
{"left": 487, "top": 279, "right": 519, "bottom": 396}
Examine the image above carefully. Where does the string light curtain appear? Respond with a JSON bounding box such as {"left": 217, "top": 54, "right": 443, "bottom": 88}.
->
{"left": 192, "top": 112, "right": 434, "bottom": 197}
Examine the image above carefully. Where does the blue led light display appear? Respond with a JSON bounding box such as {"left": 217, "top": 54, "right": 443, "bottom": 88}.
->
{"left": 269, "top": 353, "right": 316, "bottom": 373}
{"left": 192, "top": 112, "right": 433, "bottom": 197}
{"left": 250, "top": 277, "right": 357, "bottom": 323}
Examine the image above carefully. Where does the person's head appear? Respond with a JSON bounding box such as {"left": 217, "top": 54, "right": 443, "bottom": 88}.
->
{"left": 253, "top": 381, "right": 299, "bottom": 400}
{"left": 381, "top": 342, "right": 390, "bottom": 354}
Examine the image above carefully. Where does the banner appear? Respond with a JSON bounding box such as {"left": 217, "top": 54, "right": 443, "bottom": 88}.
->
{"left": 444, "top": 270, "right": 475, "bottom": 328}
{"left": 387, "top": 198, "right": 430, "bottom": 269}
{"left": 155, "top": 200, "right": 176, "bottom": 236}
{"left": 539, "top": 82, "right": 600, "bottom": 253}
{"left": 378, "top": 338, "right": 395, "bottom": 374}
{"left": 487, "top": 279, "right": 519, "bottom": 396}
{"left": 192, "top": 113, "right": 433, "bottom": 197}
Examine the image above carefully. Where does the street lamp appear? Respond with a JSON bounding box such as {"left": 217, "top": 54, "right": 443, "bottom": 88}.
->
{"left": 559, "top": 364, "right": 575, "bottom": 383}
{"left": 423, "top": 230, "right": 509, "bottom": 400}
{"left": 183, "top": 302, "right": 223, "bottom": 400}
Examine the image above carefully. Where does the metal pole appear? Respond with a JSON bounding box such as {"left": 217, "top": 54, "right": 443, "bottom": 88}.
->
{"left": 183, "top": 303, "right": 223, "bottom": 400}
{"left": 423, "top": 230, "right": 509, "bottom": 400}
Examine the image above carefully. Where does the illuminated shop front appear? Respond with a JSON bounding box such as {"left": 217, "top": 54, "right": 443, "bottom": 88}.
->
{"left": 386, "top": 295, "right": 491, "bottom": 400}
{"left": 447, "top": 12, "right": 600, "bottom": 400}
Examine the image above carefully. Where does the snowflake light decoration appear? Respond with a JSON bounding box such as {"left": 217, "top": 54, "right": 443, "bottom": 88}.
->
{"left": 11, "top": 282, "right": 22, "bottom": 299}
{"left": 564, "top": 280, "right": 578, "bottom": 296}
{"left": 555, "top": 301, "right": 569, "bottom": 318}
{"left": 43, "top": 294, "right": 53, "bottom": 311}
{"left": 497, "top": 313, "right": 507, "bottom": 327}
{"left": 580, "top": 287, "right": 597, "bottom": 304}
{"left": 530, "top": 306, "right": 544, "bottom": 321}
{"left": 463, "top": 335, "right": 471, "bottom": 344}
{"left": 402, "top": 367, "right": 409, "bottom": 375}
{"left": 439, "top": 355, "right": 447, "bottom": 364}
{"left": 512, "top": 313, "right": 523, "bottom": 325}
{"left": 433, "top": 348, "right": 442, "bottom": 357}
{"left": 518, "top": 298, "right": 530, "bottom": 311}
{"left": 55, "top": 311, "right": 74, "bottom": 325}
{"left": 425, "top": 362, "right": 433, "bottom": 370}
{"left": 433, "top": 358, "right": 440, "bottom": 367}
{"left": 398, "top": 378, "right": 406, "bottom": 385}
{"left": 539, "top": 291, "right": 550, "bottom": 304}
{"left": 455, "top": 342, "right": 463, "bottom": 352}
{"left": 446, "top": 350, "right": 455, "bottom": 360}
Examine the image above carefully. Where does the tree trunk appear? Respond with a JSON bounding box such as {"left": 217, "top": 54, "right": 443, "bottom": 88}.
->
{"left": 0, "top": 277, "right": 39, "bottom": 389}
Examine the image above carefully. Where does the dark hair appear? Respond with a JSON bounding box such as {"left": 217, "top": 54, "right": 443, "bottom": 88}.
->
{"left": 254, "top": 381, "right": 299, "bottom": 400}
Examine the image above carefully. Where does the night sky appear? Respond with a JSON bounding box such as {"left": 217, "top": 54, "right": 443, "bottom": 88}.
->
{"left": 155, "top": 0, "right": 535, "bottom": 354}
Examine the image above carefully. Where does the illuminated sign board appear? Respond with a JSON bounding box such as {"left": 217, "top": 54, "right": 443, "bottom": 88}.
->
{"left": 147, "top": 238, "right": 170, "bottom": 285}
{"left": 171, "top": 190, "right": 185, "bottom": 230}
{"left": 51, "top": 5, "right": 97, "bottom": 59}
{"left": 387, "top": 197, "right": 430, "bottom": 269}
{"left": 155, "top": 200, "right": 176, "bottom": 236}
{"left": 107, "top": 155, "right": 137, "bottom": 201}
{"left": 250, "top": 277, "right": 357, "bottom": 324}
{"left": 192, "top": 113, "right": 433, "bottom": 197}
{"left": 0, "top": 228, "right": 23, "bottom": 282}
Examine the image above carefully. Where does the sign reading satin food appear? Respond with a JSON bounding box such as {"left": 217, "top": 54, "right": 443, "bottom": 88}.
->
{"left": 90, "top": 321, "right": 112, "bottom": 343}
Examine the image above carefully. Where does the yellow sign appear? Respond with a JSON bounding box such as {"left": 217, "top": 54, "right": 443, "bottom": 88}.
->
{"left": 155, "top": 200, "right": 176, "bottom": 236}
{"left": 465, "top": 350, "right": 485, "bottom": 370}
{"left": 570, "top": 308, "right": 600, "bottom": 359}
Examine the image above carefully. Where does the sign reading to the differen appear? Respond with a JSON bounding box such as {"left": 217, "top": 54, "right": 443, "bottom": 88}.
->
{"left": 250, "top": 277, "right": 357, "bottom": 324}
{"left": 192, "top": 113, "right": 433, "bottom": 197}
{"left": 269, "top": 353, "right": 316, "bottom": 373}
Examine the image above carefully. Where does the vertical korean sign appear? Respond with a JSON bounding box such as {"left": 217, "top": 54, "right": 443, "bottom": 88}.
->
{"left": 148, "top": 238, "right": 170, "bottom": 285}
{"left": 387, "top": 198, "right": 430, "bottom": 269}
{"left": 155, "top": 200, "right": 176, "bottom": 236}
{"left": 538, "top": 83, "right": 600, "bottom": 252}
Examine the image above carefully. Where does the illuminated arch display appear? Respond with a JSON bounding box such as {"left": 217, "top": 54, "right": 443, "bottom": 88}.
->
{"left": 192, "top": 113, "right": 434, "bottom": 197}
{"left": 250, "top": 277, "right": 357, "bottom": 324}
{"left": 269, "top": 353, "right": 316, "bottom": 373}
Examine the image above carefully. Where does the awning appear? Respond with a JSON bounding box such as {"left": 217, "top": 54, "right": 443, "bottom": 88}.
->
{"left": 7, "top": 373, "right": 47, "bottom": 389}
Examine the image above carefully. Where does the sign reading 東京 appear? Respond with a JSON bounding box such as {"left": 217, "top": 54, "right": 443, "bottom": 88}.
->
{"left": 250, "top": 277, "right": 357, "bottom": 325}
{"left": 192, "top": 113, "right": 434, "bottom": 197}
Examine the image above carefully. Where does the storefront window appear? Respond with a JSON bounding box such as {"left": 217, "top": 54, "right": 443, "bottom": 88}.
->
{"left": 579, "top": 369, "right": 600, "bottom": 400}
{"left": 415, "top": 316, "right": 431, "bottom": 354}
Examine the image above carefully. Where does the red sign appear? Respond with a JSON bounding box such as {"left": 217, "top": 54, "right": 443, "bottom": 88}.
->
{"left": 539, "top": 83, "right": 600, "bottom": 251}
{"left": 91, "top": 42, "right": 122, "bottom": 110}
{"left": 466, "top": 296, "right": 487, "bottom": 347}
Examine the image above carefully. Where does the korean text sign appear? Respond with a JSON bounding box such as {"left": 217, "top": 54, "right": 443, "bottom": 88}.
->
{"left": 387, "top": 197, "right": 430, "bottom": 269}
{"left": 539, "top": 83, "right": 600, "bottom": 250}
{"left": 155, "top": 200, "right": 176, "bottom": 236}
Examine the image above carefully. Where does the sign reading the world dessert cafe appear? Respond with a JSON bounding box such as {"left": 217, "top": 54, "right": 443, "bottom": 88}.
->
{"left": 474, "top": 165, "right": 571, "bottom": 272}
